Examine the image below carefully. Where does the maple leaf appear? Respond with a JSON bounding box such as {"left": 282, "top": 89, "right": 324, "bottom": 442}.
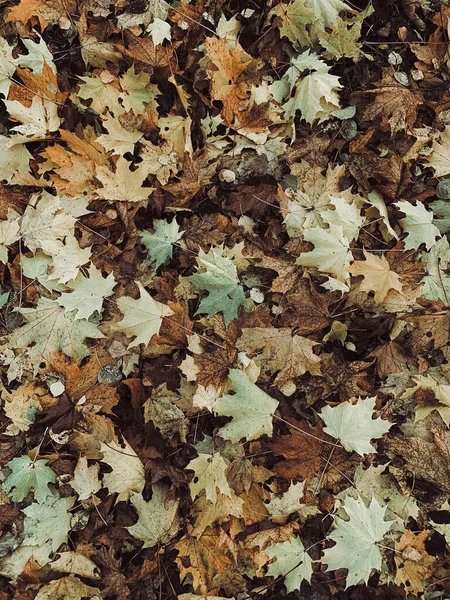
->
{"left": 320, "top": 396, "right": 392, "bottom": 455}
{"left": 16, "top": 36, "right": 56, "bottom": 75}
{"left": 2, "top": 382, "right": 42, "bottom": 435}
{"left": 267, "top": 481, "right": 307, "bottom": 523}
{"left": 395, "top": 201, "right": 440, "bottom": 250}
{"left": 0, "top": 39, "right": 15, "bottom": 97}
{"left": 11, "top": 298, "right": 103, "bottom": 366}
{"left": 22, "top": 495, "right": 75, "bottom": 553}
{"left": 100, "top": 438, "right": 145, "bottom": 502}
{"left": 424, "top": 124, "right": 450, "bottom": 177}
{"left": 147, "top": 18, "right": 171, "bottom": 45}
{"left": 318, "top": 18, "right": 366, "bottom": 62}
{"left": 96, "top": 157, "right": 153, "bottom": 203}
{"left": 0, "top": 135, "right": 33, "bottom": 183}
{"left": 420, "top": 236, "right": 450, "bottom": 304}
{"left": 187, "top": 452, "right": 231, "bottom": 504}
{"left": 189, "top": 246, "right": 246, "bottom": 326}
{"left": 140, "top": 219, "right": 184, "bottom": 270}
{"left": 19, "top": 191, "right": 77, "bottom": 256}
{"left": 5, "top": 95, "right": 60, "bottom": 140}
{"left": 265, "top": 535, "right": 313, "bottom": 592}
{"left": 306, "top": 0, "right": 355, "bottom": 32}
{"left": 3, "top": 456, "right": 55, "bottom": 503}
{"left": 119, "top": 66, "right": 160, "bottom": 115}
{"left": 175, "top": 528, "right": 237, "bottom": 595}
{"left": 322, "top": 495, "right": 395, "bottom": 588}
{"left": 33, "top": 576, "right": 100, "bottom": 600}
{"left": 213, "top": 369, "right": 279, "bottom": 442}
{"left": 348, "top": 250, "right": 403, "bottom": 303}
{"left": 204, "top": 37, "right": 256, "bottom": 124}
{"left": 57, "top": 265, "right": 117, "bottom": 320}
{"left": 112, "top": 281, "right": 173, "bottom": 348}
{"left": 237, "top": 328, "right": 321, "bottom": 388}
{"left": 127, "top": 485, "right": 180, "bottom": 548}
{"left": 71, "top": 456, "right": 101, "bottom": 502}
{"left": 268, "top": 0, "right": 314, "bottom": 47}
{"left": 296, "top": 224, "right": 353, "bottom": 282}
{"left": 275, "top": 51, "right": 342, "bottom": 123}
{"left": 47, "top": 234, "right": 92, "bottom": 284}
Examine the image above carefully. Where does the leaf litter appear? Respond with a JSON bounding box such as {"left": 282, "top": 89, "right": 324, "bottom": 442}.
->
{"left": 0, "top": 0, "right": 448, "bottom": 598}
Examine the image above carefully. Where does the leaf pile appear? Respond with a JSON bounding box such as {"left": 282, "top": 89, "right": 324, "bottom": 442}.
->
{"left": 0, "top": 0, "right": 449, "bottom": 599}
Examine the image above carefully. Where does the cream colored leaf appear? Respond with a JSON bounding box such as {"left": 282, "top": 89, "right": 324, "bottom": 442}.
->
{"left": 49, "top": 552, "right": 100, "bottom": 580}
{"left": 96, "top": 157, "right": 153, "bottom": 203}
{"left": 5, "top": 96, "right": 60, "bottom": 140}
{"left": 57, "top": 265, "right": 117, "bottom": 320}
{"left": 71, "top": 456, "right": 101, "bottom": 501}
{"left": 112, "top": 281, "right": 173, "bottom": 348}
{"left": 267, "top": 481, "right": 306, "bottom": 523}
{"left": 237, "top": 328, "right": 321, "bottom": 387}
{"left": 425, "top": 125, "right": 450, "bottom": 178}
{"left": 147, "top": 18, "right": 171, "bottom": 45}
{"left": 0, "top": 38, "right": 15, "bottom": 97}
{"left": 188, "top": 452, "right": 231, "bottom": 504}
{"left": 20, "top": 192, "right": 76, "bottom": 255}
{"left": 0, "top": 135, "right": 33, "bottom": 183}
{"left": 127, "top": 485, "right": 180, "bottom": 548}
{"left": 296, "top": 224, "right": 352, "bottom": 281}
{"left": 320, "top": 396, "right": 392, "bottom": 455}
{"left": 214, "top": 369, "right": 279, "bottom": 443}
{"left": 34, "top": 575, "right": 100, "bottom": 600}
{"left": 48, "top": 234, "right": 91, "bottom": 284}
{"left": 349, "top": 250, "right": 403, "bottom": 303}
{"left": 100, "top": 438, "right": 145, "bottom": 502}
{"left": 97, "top": 114, "right": 143, "bottom": 155}
{"left": 395, "top": 201, "right": 440, "bottom": 250}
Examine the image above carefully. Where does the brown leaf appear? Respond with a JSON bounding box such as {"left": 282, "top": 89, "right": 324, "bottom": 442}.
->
{"left": 270, "top": 418, "right": 325, "bottom": 485}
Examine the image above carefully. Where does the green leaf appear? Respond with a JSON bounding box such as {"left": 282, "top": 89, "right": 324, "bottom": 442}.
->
{"left": 10, "top": 298, "right": 103, "bottom": 367}
{"left": 140, "top": 219, "right": 184, "bottom": 270}
{"left": 3, "top": 455, "right": 56, "bottom": 504}
{"left": 213, "top": 369, "right": 279, "bottom": 443}
{"left": 22, "top": 495, "right": 74, "bottom": 552}
{"left": 189, "top": 246, "right": 246, "bottom": 326}
{"left": 265, "top": 535, "right": 313, "bottom": 592}
{"left": 320, "top": 396, "right": 391, "bottom": 456}
{"left": 322, "top": 495, "right": 395, "bottom": 588}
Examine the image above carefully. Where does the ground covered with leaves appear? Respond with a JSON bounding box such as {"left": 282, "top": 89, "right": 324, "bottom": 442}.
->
{"left": 2, "top": 0, "right": 450, "bottom": 598}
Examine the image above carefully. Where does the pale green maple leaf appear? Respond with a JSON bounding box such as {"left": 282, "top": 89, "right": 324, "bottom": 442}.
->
{"left": 279, "top": 51, "right": 342, "bottom": 123}
{"left": 267, "top": 481, "right": 306, "bottom": 522}
{"left": 0, "top": 135, "right": 32, "bottom": 182}
{"left": 20, "top": 191, "right": 76, "bottom": 256}
{"left": 127, "top": 485, "right": 180, "bottom": 548}
{"left": 120, "top": 66, "right": 159, "bottom": 115}
{"left": 3, "top": 456, "right": 56, "bottom": 504}
{"left": 265, "top": 536, "right": 313, "bottom": 592}
{"left": 187, "top": 452, "right": 231, "bottom": 504}
{"left": 429, "top": 199, "right": 450, "bottom": 234}
{"left": 10, "top": 298, "right": 103, "bottom": 365}
{"left": 140, "top": 219, "right": 184, "bottom": 269}
{"left": 306, "top": 0, "right": 355, "bottom": 35}
{"left": 321, "top": 195, "right": 365, "bottom": 242}
{"left": 147, "top": 18, "right": 171, "bottom": 45}
{"left": 320, "top": 396, "right": 392, "bottom": 455}
{"left": 318, "top": 18, "right": 366, "bottom": 62}
{"left": 22, "top": 495, "right": 75, "bottom": 553}
{"left": 48, "top": 234, "right": 92, "bottom": 284}
{"left": 268, "top": 0, "right": 314, "bottom": 47}
{"left": 96, "top": 157, "right": 153, "bottom": 203}
{"left": 77, "top": 74, "right": 121, "bottom": 115}
{"left": 189, "top": 246, "right": 246, "bottom": 326}
{"left": 420, "top": 236, "right": 450, "bottom": 304}
{"left": 0, "top": 38, "right": 15, "bottom": 97}
{"left": 112, "top": 281, "right": 173, "bottom": 348}
{"left": 322, "top": 495, "right": 395, "bottom": 588}
{"left": 395, "top": 200, "right": 440, "bottom": 250}
{"left": 296, "top": 224, "right": 352, "bottom": 282}
{"left": 0, "top": 215, "right": 20, "bottom": 264}
{"left": 213, "top": 369, "right": 279, "bottom": 442}
{"left": 21, "top": 251, "right": 67, "bottom": 292}
{"left": 57, "top": 265, "right": 117, "bottom": 320}
{"left": 16, "top": 35, "right": 56, "bottom": 75}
